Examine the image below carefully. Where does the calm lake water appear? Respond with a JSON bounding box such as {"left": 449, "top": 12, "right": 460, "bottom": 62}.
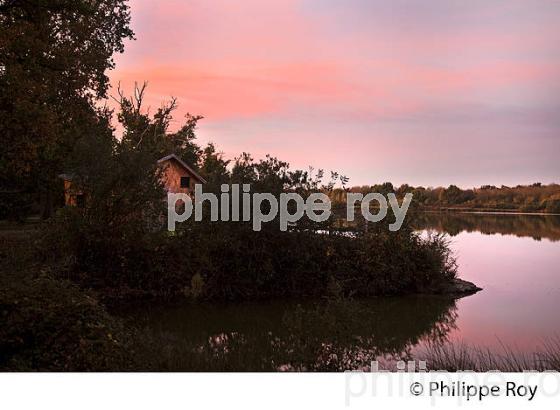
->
{"left": 123, "top": 213, "right": 560, "bottom": 370}
{"left": 415, "top": 212, "right": 560, "bottom": 353}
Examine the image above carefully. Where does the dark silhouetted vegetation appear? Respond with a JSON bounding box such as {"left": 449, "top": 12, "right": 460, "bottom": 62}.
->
{"left": 0, "top": 227, "right": 138, "bottom": 370}
{"left": 0, "top": 0, "right": 134, "bottom": 219}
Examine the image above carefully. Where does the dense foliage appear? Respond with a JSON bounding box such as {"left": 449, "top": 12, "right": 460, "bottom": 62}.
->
{"left": 44, "top": 215, "right": 457, "bottom": 302}
{"left": 0, "top": 229, "right": 137, "bottom": 371}
{"left": 0, "top": 0, "right": 134, "bottom": 218}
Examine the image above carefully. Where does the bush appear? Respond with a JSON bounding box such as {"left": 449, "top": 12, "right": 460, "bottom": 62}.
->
{"left": 40, "top": 207, "right": 457, "bottom": 302}
{"left": 0, "top": 275, "right": 137, "bottom": 371}
{"left": 167, "top": 218, "right": 457, "bottom": 301}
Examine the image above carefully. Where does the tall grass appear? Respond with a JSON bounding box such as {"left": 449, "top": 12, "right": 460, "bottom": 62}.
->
{"left": 422, "top": 338, "right": 560, "bottom": 371}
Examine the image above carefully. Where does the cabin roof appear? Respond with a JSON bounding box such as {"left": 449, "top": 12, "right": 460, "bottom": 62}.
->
{"left": 58, "top": 173, "right": 75, "bottom": 181}
{"left": 157, "top": 154, "right": 207, "bottom": 184}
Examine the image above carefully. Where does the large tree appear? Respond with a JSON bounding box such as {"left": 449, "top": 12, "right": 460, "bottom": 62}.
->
{"left": 115, "top": 82, "right": 203, "bottom": 167}
{"left": 0, "top": 0, "right": 134, "bottom": 217}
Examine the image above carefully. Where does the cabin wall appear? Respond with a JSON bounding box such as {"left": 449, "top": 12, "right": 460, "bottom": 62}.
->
{"left": 63, "top": 180, "right": 75, "bottom": 206}
{"left": 160, "top": 159, "right": 197, "bottom": 194}
{"left": 63, "top": 180, "right": 84, "bottom": 207}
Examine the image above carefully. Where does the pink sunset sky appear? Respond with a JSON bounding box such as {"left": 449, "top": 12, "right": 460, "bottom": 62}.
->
{"left": 110, "top": 0, "right": 560, "bottom": 188}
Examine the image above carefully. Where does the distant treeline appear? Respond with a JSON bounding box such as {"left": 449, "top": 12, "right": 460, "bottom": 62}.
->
{"left": 330, "top": 182, "right": 560, "bottom": 213}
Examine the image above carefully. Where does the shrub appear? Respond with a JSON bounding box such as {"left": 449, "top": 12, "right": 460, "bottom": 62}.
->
{"left": 0, "top": 275, "right": 137, "bottom": 371}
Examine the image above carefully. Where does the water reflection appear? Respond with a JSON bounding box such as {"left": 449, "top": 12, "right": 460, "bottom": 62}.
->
{"left": 412, "top": 211, "right": 560, "bottom": 241}
{"left": 124, "top": 296, "right": 457, "bottom": 371}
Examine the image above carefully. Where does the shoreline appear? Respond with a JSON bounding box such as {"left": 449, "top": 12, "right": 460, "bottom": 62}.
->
{"left": 428, "top": 278, "right": 482, "bottom": 298}
{"left": 102, "top": 277, "right": 483, "bottom": 309}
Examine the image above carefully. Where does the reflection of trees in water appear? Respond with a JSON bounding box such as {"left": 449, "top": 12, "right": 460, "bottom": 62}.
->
{"left": 131, "top": 296, "right": 458, "bottom": 371}
{"left": 412, "top": 212, "right": 560, "bottom": 242}
{"left": 274, "top": 297, "right": 458, "bottom": 370}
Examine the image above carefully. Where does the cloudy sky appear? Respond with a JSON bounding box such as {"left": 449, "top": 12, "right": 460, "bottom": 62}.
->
{"left": 110, "top": 0, "right": 560, "bottom": 187}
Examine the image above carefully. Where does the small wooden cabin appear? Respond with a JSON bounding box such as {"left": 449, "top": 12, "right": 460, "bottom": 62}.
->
{"left": 157, "top": 153, "right": 206, "bottom": 195}
{"left": 60, "top": 154, "right": 206, "bottom": 207}
{"left": 59, "top": 173, "right": 86, "bottom": 207}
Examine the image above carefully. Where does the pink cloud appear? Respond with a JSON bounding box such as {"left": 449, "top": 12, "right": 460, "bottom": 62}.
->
{"left": 108, "top": 0, "right": 560, "bottom": 186}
